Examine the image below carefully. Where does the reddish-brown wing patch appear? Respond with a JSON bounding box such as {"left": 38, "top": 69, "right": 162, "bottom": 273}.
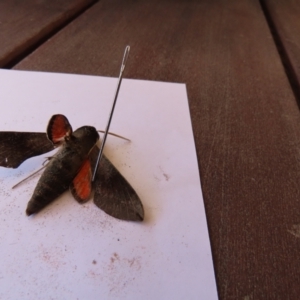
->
{"left": 70, "top": 159, "right": 92, "bottom": 203}
{"left": 47, "top": 114, "right": 73, "bottom": 145}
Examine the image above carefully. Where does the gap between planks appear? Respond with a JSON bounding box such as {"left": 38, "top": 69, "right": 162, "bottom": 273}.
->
{"left": 259, "top": 0, "right": 300, "bottom": 109}
{"left": 4, "top": 0, "right": 99, "bottom": 69}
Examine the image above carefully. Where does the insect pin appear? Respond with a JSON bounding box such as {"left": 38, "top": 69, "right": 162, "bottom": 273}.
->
{"left": 0, "top": 46, "right": 144, "bottom": 221}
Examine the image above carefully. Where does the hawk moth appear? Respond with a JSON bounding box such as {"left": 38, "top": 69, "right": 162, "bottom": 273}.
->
{"left": 0, "top": 114, "right": 144, "bottom": 221}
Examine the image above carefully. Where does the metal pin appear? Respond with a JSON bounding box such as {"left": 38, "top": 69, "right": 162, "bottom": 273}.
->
{"left": 92, "top": 45, "right": 130, "bottom": 181}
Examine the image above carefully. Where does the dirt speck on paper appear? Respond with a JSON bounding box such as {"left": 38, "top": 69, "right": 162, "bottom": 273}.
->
{"left": 105, "top": 252, "right": 142, "bottom": 296}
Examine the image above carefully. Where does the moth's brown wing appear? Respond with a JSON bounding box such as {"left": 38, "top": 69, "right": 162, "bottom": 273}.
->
{"left": 90, "top": 146, "right": 144, "bottom": 221}
{"left": 0, "top": 132, "right": 55, "bottom": 168}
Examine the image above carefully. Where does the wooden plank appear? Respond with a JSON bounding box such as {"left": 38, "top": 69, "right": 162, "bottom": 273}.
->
{"left": 262, "top": 0, "right": 300, "bottom": 102}
{"left": 0, "top": 0, "right": 97, "bottom": 67}
{"left": 14, "top": 0, "right": 300, "bottom": 298}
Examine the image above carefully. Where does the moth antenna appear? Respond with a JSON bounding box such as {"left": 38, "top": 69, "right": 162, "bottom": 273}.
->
{"left": 97, "top": 130, "right": 131, "bottom": 142}
{"left": 12, "top": 164, "right": 47, "bottom": 189}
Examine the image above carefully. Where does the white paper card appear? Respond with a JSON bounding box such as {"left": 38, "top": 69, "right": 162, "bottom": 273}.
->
{"left": 0, "top": 69, "right": 218, "bottom": 300}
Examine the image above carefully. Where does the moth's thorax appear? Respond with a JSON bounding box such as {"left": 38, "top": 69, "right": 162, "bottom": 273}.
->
{"left": 70, "top": 126, "right": 99, "bottom": 149}
{"left": 48, "top": 126, "right": 99, "bottom": 171}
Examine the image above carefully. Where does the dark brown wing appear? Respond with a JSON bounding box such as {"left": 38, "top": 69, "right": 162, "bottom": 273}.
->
{"left": 90, "top": 146, "right": 144, "bottom": 221}
{"left": 0, "top": 132, "right": 55, "bottom": 168}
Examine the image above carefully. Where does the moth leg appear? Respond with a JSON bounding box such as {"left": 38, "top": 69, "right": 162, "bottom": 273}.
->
{"left": 14, "top": 157, "right": 53, "bottom": 188}
{"left": 12, "top": 165, "right": 47, "bottom": 189}
{"left": 98, "top": 130, "right": 131, "bottom": 142}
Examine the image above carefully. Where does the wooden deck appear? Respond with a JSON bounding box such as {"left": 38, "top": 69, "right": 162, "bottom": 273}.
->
{"left": 2, "top": 0, "right": 300, "bottom": 298}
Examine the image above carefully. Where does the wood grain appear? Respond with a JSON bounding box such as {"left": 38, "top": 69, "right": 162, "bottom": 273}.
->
{"left": 0, "top": 0, "right": 97, "bottom": 67}
{"left": 262, "top": 0, "right": 300, "bottom": 104}
{"left": 14, "top": 0, "right": 300, "bottom": 298}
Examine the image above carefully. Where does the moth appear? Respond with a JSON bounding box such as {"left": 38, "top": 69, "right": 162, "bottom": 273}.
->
{"left": 0, "top": 114, "right": 144, "bottom": 221}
